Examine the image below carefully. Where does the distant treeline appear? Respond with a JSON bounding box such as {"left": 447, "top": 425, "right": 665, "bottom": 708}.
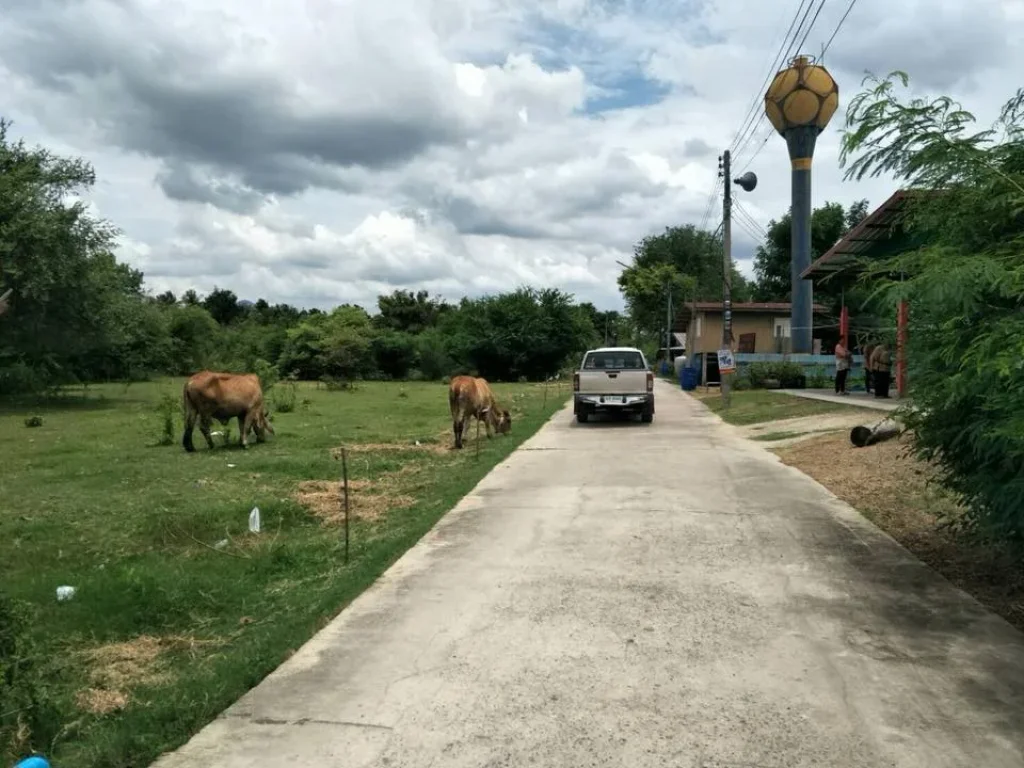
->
{"left": 0, "top": 120, "right": 633, "bottom": 394}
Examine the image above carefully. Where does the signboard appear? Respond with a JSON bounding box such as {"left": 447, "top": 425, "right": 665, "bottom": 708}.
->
{"left": 717, "top": 348, "right": 736, "bottom": 375}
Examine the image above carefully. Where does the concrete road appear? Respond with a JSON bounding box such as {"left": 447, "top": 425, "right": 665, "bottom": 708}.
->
{"left": 155, "top": 381, "right": 1024, "bottom": 768}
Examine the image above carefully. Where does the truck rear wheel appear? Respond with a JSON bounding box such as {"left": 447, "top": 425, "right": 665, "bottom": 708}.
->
{"left": 576, "top": 410, "right": 589, "bottom": 423}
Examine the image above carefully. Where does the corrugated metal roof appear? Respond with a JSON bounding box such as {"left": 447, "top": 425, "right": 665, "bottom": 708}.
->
{"left": 801, "top": 189, "right": 917, "bottom": 279}
{"left": 686, "top": 302, "right": 827, "bottom": 313}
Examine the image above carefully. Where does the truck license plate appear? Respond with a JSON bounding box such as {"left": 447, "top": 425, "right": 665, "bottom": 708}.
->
{"left": 604, "top": 396, "right": 624, "bottom": 403}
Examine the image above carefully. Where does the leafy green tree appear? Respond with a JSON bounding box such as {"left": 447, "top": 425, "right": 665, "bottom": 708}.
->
{"left": 202, "top": 287, "right": 245, "bottom": 325}
{"left": 0, "top": 119, "right": 136, "bottom": 390}
{"left": 840, "top": 71, "right": 1024, "bottom": 540}
{"left": 578, "top": 303, "right": 622, "bottom": 346}
{"left": 619, "top": 224, "right": 751, "bottom": 339}
{"left": 442, "top": 288, "right": 596, "bottom": 380}
{"left": 751, "top": 200, "right": 870, "bottom": 302}
{"left": 618, "top": 263, "right": 695, "bottom": 346}
{"left": 165, "top": 304, "right": 220, "bottom": 375}
{"left": 375, "top": 289, "right": 450, "bottom": 334}
{"left": 371, "top": 330, "right": 418, "bottom": 379}
{"left": 278, "top": 305, "right": 375, "bottom": 381}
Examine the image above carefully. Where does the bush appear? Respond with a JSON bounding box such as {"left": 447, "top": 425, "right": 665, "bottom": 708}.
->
{"left": 271, "top": 377, "right": 298, "bottom": 413}
{"left": 371, "top": 331, "right": 418, "bottom": 379}
{"left": 156, "top": 393, "right": 177, "bottom": 445}
{"left": 417, "top": 330, "right": 453, "bottom": 380}
{"left": 0, "top": 592, "right": 60, "bottom": 761}
{"left": 807, "top": 365, "right": 831, "bottom": 388}
{"left": 746, "top": 361, "right": 805, "bottom": 389}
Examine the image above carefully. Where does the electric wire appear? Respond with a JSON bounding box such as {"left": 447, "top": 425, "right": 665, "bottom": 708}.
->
{"left": 729, "top": 0, "right": 814, "bottom": 160}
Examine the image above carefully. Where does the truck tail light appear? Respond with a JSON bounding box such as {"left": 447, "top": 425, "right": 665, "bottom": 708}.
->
{"left": 573, "top": 372, "right": 580, "bottom": 391}
{"left": 646, "top": 371, "right": 654, "bottom": 391}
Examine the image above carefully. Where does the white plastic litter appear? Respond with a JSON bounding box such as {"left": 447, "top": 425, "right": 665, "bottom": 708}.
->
{"left": 56, "top": 585, "right": 76, "bottom": 602}
{"left": 227, "top": 463, "right": 237, "bottom": 468}
{"left": 214, "top": 539, "right": 228, "bottom": 550}
{"left": 248, "top": 506, "right": 261, "bottom": 533}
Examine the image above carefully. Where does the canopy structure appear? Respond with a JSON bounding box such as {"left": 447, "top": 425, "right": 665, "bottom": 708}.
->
{"left": 801, "top": 189, "right": 930, "bottom": 398}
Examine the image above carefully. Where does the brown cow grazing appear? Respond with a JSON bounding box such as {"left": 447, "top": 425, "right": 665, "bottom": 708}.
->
{"left": 182, "top": 371, "right": 274, "bottom": 452}
{"left": 448, "top": 375, "right": 511, "bottom": 449}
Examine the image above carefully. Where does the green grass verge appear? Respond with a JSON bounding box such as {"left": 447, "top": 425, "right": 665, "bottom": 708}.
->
{"left": 694, "top": 389, "right": 874, "bottom": 426}
{"left": 0, "top": 379, "right": 568, "bottom": 767}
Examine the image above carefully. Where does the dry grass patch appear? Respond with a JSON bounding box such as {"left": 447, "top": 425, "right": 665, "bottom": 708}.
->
{"left": 296, "top": 472, "right": 417, "bottom": 523}
{"left": 334, "top": 440, "right": 449, "bottom": 456}
{"left": 77, "top": 635, "right": 221, "bottom": 715}
{"left": 775, "top": 431, "right": 1024, "bottom": 631}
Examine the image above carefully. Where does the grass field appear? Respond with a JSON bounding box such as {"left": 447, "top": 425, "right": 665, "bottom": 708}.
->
{"left": 0, "top": 378, "right": 568, "bottom": 767}
{"left": 690, "top": 389, "right": 876, "bottom": 425}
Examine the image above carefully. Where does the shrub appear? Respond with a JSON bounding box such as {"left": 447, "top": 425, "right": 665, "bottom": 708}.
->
{"left": 156, "top": 393, "right": 177, "bottom": 445}
{"left": 271, "top": 375, "right": 298, "bottom": 413}
{"left": 0, "top": 592, "right": 60, "bottom": 761}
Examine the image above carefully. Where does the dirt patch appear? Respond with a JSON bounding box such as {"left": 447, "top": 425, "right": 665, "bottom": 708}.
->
{"left": 296, "top": 476, "right": 416, "bottom": 523}
{"left": 332, "top": 439, "right": 449, "bottom": 457}
{"left": 775, "top": 432, "right": 1024, "bottom": 631}
{"left": 77, "top": 635, "right": 221, "bottom": 714}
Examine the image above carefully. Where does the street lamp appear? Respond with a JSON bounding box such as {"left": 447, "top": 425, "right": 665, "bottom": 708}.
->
{"left": 764, "top": 54, "right": 838, "bottom": 354}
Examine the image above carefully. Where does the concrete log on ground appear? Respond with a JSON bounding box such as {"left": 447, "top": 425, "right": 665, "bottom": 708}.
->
{"left": 850, "top": 418, "right": 902, "bottom": 448}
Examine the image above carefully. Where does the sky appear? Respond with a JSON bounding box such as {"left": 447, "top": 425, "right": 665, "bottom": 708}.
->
{"left": 2, "top": 0, "right": 1020, "bottom": 312}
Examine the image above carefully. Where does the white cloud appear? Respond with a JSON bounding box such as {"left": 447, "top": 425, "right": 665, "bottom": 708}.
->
{"left": 1, "top": 0, "right": 1020, "bottom": 311}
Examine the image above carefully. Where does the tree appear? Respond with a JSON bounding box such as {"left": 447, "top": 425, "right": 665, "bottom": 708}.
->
{"left": 619, "top": 224, "right": 751, "bottom": 339}
{"left": 202, "top": 287, "right": 245, "bottom": 325}
{"left": 0, "top": 119, "right": 134, "bottom": 390}
{"left": 618, "top": 263, "right": 695, "bottom": 345}
{"left": 751, "top": 200, "right": 870, "bottom": 302}
{"left": 442, "top": 288, "right": 596, "bottom": 380}
{"left": 839, "top": 71, "right": 1024, "bottom": 540}
{"left": 578, "top": 303, "right": 622, "bottom": 346}
{"left": 375, "top": 289, "right": 450, "bottom": 334}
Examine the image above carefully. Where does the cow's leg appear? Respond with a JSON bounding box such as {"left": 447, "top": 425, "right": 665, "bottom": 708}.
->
{"left": 239, "top": 410, "right": 254, "bottom": 449}
{"left": 182, "top": 410, "right": 197, "bottom": 452}
{"left": 199, "top": 415, "right": 216, "bottom": 450}
{"left": 453, "top": 417, "right": 464, "bottom": 449}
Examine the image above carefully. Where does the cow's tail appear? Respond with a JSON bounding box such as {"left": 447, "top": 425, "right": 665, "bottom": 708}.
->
{"left": 182, "top": 381, "right": 198, "bottom": 452}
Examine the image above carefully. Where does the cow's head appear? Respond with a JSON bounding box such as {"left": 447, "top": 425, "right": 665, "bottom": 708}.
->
{"left": 495, "top": 408, "right": 512, "bottom": 435}
{"left": 259, "top": 407, "right": 275, "bottom": 435}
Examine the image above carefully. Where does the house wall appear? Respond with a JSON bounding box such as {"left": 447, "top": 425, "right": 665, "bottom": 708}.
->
{"left": 687, "top": 312, "right": 791, "bottom": 354}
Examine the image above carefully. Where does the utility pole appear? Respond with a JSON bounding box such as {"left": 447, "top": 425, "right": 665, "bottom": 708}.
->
{"left": 719, "top": 150, "right": 733, "bottom": 406}
{"left": 665, "top": 279, "right": 673, "bottom": 372}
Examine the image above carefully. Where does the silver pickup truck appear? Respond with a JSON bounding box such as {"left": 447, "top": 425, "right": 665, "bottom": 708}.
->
{"left": 572, "top": 346, "right": 654, "bottom": 423}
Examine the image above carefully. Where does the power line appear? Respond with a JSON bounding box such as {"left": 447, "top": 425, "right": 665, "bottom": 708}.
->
{"left": 734, "top": 201, "right": 766, "bottom": 237}
{"left": 733, "top": 215, "right": 763, "bottom": 244}
{"left": 733, "top": 0, "right": 823, "bottom": 164}
{"left": 737, "top": 127, "right": 773, "bottom": 175}
{"left": 821, "top": 0, "right": 859, "bottom": 57}
{"left": 698, "top": 174, "right": 722, "bottom": 233}
{"left": 734, "top": 202, "right": 767, "bottom": 240}
{"left": 729, "top": 0, "right": 813, "bottom": 159}
{"left": 795, "top": 0, "right": 829, "bottom": 54}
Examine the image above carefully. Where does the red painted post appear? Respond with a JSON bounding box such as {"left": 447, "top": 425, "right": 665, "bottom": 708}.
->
{"left": 896, "top": 300, "right": 909, "bottom": 397}
{"left": 839, "top": 304, "right": 849, "bottom": 344}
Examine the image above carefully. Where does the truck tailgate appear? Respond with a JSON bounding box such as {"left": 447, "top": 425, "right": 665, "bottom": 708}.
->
{"left": 578, "top": 369, "right": 647, "bottom": 394}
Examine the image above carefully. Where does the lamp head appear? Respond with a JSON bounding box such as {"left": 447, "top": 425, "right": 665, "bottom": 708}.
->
{"left": 733, "top": 172, "right": 758, "bottom": 192}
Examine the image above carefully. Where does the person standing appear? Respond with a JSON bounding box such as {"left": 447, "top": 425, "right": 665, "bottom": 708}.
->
{"left": 834, "top": 338, "right": 851, "bottom": 395}
{"left": 869, "top": 342, "right": 892, "bottom": 398}
{"left": 861, "top": 341, "right": 876, "bottom": 394}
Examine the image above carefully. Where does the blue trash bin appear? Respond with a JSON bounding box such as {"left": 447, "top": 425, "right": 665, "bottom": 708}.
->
{"left": 680, "top": 367, "right": 698, "bottom": 391}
